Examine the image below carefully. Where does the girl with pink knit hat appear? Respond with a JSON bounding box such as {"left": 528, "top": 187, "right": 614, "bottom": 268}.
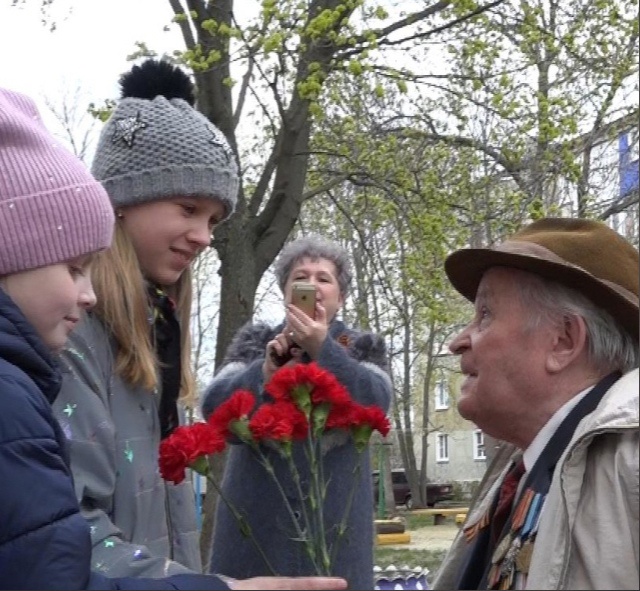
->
{"left": 0, "top": 88, "right": 115, "bottom": 586}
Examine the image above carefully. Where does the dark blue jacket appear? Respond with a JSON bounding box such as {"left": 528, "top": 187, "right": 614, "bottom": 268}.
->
{"left": 0, "top": 289, "right": 227, "bottom": 591}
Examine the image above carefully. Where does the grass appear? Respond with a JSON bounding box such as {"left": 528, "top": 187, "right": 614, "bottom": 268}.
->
{"left": 373, "top": 510, "right": 454, "bottom": 585}
{"left": 403, "top": 511, "right": 436, "bottom": 529}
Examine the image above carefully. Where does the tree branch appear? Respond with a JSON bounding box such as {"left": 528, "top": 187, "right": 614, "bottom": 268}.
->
{"left": 599, "top": 191, "right": 639, "bottom": 220}
{"left": 337, "top": 0, "right": 505, "bottom": 60}
{"left": 167, "top": 0, "right": 196, "bottom": 50}
{"left": 300, "top": 174, "right": 350, "bottom": 201}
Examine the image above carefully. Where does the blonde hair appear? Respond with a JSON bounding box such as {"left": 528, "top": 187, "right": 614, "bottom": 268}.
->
{"left": 91, "top": 221, "right": 197, "bottom": 406}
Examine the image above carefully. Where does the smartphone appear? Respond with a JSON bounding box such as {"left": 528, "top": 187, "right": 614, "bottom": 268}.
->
{"left": 270, "top": 282, "right": 317, "bottom": 367}
{"left": 291, "top": 281, "right": 316, "bottom": 319}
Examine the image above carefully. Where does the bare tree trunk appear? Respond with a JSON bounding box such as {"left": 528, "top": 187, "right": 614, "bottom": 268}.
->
{"left": 419, "top": 324, "right": 437, "bottom": 506}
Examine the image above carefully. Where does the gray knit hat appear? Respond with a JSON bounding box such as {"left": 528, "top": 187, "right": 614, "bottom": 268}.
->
{"left": 91, "top": 60, "right": 239, "bottom": 220}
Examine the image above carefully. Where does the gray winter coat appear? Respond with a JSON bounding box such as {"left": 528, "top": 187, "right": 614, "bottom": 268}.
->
{"left": 202, "top": 319, "right": 392, "bottom": 590}
{"left": 52, "top": 313, "right": 202, "bottom": 578}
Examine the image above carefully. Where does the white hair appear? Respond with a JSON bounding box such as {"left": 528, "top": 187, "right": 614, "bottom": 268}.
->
{"left": 512, "top": 269, "right": 638, "bottom": 373}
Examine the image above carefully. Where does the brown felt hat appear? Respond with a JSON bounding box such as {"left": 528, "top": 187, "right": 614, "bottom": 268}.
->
{"left": 445, "top": 217, "right": 639, "bottom": 342}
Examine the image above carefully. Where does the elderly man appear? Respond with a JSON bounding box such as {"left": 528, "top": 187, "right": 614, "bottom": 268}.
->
{"left": 433, "top": 217, "right": 639, "bottom": 590}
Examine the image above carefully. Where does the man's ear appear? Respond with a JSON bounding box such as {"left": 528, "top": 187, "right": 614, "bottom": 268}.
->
{"left": 546, "top": 314, "right": 588, "bottom": 373}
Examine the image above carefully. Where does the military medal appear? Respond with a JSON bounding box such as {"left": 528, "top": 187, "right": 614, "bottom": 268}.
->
{"left": 522, "top": 493, "right": 543, "bottom": 537}
{"left": 515, "top": 540, "right": 534, "bottom": 574}
{"left": 487, "top": 487, "right": 548, "bottom": 590}
{"left": 492, "top": 532, "right": 513, "bottom": 564}
{"left": 500, "top": 536, "right": 522, "bottom": 577}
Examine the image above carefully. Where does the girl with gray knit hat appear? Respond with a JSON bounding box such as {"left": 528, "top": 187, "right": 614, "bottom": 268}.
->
{"left": 51, "top": 59, "right": 238, "bottom": 579}
{"left": 0, "top": 82, "right": 346, "bottom": 591}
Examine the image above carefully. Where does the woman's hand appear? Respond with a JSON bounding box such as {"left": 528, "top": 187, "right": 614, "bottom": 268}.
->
{"left": 262, "top": 330, "right": 300, "bottom": 381}
{"left": 285, "top": 301, "right": 328, "bottom": 360}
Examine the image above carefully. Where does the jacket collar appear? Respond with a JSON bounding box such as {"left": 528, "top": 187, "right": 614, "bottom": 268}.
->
{"left": 0, "top": 288, "right": 61, "bottom": 402}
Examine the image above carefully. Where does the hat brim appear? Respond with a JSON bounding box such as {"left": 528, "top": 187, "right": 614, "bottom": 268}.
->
{"left": 445, "top": 248, "right": 639, "bottom": 342}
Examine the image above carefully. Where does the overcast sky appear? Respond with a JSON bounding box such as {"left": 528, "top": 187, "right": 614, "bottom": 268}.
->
{"left": 1, "top": 1, "right": 190, "bottom": 146}
{"left": 1, "top": 0, "right": 269, "bottom": 158}
{"left": 1, "top": 1, "right": 187, "bottom": 96}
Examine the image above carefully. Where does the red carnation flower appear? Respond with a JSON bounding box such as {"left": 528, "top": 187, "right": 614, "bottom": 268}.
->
{"left": 308, "top": 371, "right": 351, "bottom": 406}
{"left": 325, "top": 401, "right": 357, "bottom": 430}
{"left": 266, "top": 362, "right": 353, "bottom": 410}
{"left": 325, "top": 402, "right": 390, "bottom": 438}
{"left": 264, "top": 365, "right": 300, "bottom": 402}
{"left": 208, "top": 389, "right": 256, "bottom": 438}
{"left": 348, "top": 404, "right": 391, "bottom": 451}
{"left": 159, "top": 423, "right": 225, "bottom": 485}
{"left": 353, "top": 404, "right": 391, "bottom": 437}
{"left": 249, "top": 401, "right": 309, "bottom": 442}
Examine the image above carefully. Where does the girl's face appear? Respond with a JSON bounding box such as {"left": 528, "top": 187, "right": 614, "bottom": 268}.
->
{"left": 1, "top": 255, "right": 96, "bottom": 353}
{"left": 120, "top": 197, "right": 226, "bottom": 287}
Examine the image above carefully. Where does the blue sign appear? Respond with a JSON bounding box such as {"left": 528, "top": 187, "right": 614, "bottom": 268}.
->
{"left": 619, "top": 128, "right": 639, "bottom": 197}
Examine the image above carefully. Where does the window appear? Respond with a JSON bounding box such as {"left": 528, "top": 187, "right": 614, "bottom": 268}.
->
{"left": 473, "top": 429, "right": 486, "bottom": 460}
{"left": 391, "top": 471, "right": 407, "bottom": 485}
{"left": 436, "top": 433, "right": 449, "bottom": 463}
{"left": 434, "top": 379, "right": 449, "bottom": 410}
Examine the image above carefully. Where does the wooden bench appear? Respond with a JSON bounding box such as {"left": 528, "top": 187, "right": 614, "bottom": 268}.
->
{"left": 374, "top": 519, "right": 405, "bottom": 535}
{"left": 376, "top": 532, "right": 412, "bottom": 545}
{"left": 373, "top": 519, "right": 411, "bottom": 545}
{"left": 412, "top": 507, "right": 468, "bottom": 525}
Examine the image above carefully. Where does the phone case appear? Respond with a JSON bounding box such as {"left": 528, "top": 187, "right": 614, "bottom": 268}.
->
{"left": 291, "top": 281, "right": 316, "bottom": 318}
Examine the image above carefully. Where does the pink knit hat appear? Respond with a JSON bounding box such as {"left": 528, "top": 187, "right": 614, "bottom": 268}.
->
{"left": 0, "top": 88, "right": 114, "bottom": 275}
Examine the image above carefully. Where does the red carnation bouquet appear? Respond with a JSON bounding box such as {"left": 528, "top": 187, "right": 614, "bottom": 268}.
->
{"left": 159, "top": 362, "right": 390, "bottom": 576}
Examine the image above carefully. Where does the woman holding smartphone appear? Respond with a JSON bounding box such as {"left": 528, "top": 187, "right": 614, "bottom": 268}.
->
{"left": 202, "top": 234, "right": 392, "bottom": 590}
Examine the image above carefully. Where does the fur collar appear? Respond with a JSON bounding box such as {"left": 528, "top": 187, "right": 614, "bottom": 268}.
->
{"left": 222, "top": 318, "right": 388, "bottom": 371}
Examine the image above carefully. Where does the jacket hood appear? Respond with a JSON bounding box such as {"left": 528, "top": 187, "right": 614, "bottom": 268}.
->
{"left": 0, "top": 288, "right": 61, "bottom": 402}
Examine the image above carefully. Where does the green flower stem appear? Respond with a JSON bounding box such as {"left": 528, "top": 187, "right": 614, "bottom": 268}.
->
{"left": 285, "top": 453, "right": 316, "bottom": 562}
{"left": 330, "top": 457, "right": 362, "bottom": 567}
{"left": 302, "top": 436, "right": 321, "bottom": 543}
{"left": 204, "top": 472, "right": 278, "bottom": 576}
{"left": 307, "top": 431, "right": 331, "bottom": 574}
{"left": 252, "top": 446, "right": 324, "bottom": 574}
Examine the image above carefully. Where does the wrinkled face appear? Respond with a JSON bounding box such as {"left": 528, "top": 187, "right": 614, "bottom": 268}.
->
{"left": 283, "top": 257, "right": 344, "bottom": 322}
{"left": 1, "top": 256, "right": 96, "bottom": 353}
{"left": 120, "top": 197, "right": 226, "bottom": 287}
{"left": 448, "top": 267, "right": 552, "bottom": 440}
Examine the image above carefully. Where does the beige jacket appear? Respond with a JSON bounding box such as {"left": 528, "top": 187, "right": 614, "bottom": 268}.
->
{"left": 434, "top": 369, "right": 639, "bottom": 590}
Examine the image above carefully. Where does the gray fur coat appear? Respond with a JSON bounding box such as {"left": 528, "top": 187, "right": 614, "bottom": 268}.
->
{"left": 202, "top": 319, "right": 392, "bottom": 589}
